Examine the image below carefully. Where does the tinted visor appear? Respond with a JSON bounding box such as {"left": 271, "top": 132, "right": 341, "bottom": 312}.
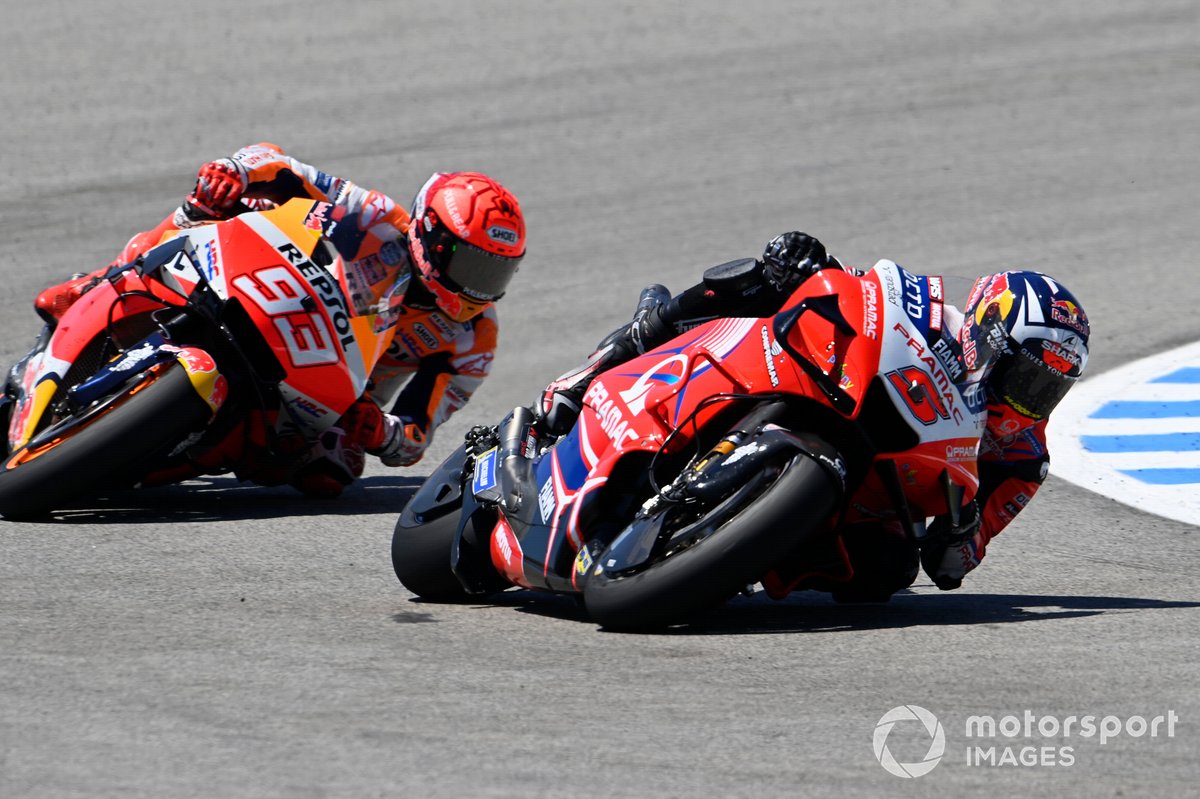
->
{"left": 422, "top": 223, "right": 521, "bottom": 302}
{"left": 441, "top": 240, "right": 521, "bottom": 301}
{"left": 991, "top": 348, "right": 1077, "bottom": 420}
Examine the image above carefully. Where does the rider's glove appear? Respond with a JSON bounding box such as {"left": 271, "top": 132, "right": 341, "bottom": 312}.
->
{"left": 370, "top": 413, "right": 429, "bottom": 467}
{"left": 761, "top": 231, "right": 828, "bottom": 291}
{"left": 920, "top": 499, "right": 983, "bottom": 590}
{"left": 184, "top": 159, "right": 247, "bottom": 221}
{"left": 627, "top": 284, "right": 672, "bottom": 354}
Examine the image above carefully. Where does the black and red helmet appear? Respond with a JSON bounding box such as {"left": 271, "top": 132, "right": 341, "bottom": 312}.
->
{"left": 407, "top": 172, "right": 525, "bottom": 321}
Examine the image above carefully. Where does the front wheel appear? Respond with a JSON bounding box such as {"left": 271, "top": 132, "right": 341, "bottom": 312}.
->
{"left": 0, "top": 362, "right": 214, "bottom": 519}
{"left": 583, "top": 452, "right": 841, "bottom": 631}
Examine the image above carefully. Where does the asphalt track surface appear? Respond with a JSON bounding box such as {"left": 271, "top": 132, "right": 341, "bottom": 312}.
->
{"left": 2, "top": 2, "right": 1198, "bottom": 797}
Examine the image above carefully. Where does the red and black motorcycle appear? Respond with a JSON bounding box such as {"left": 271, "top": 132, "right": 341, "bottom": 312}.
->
{"left": 392, "top": 258, "right": 986, "bottom": 630}
{"left": 0, "top": 198, "right": 401, "bottom": 518}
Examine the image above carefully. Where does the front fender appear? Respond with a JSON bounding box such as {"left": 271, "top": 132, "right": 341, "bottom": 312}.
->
{"left": 398, "top": 442, "right": 507, "bottom": 595}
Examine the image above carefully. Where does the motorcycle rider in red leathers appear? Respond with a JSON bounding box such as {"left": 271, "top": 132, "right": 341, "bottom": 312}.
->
{"left": 29, "top": 143, "right": 526, "bottom": 497}
{"left": 537, "top": 232, "right": 1090, "bottom": 599}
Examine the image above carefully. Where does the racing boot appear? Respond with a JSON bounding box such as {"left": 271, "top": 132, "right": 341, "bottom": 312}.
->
{"left": 537, "top": 284, "right": 672, "bottom": 436}
{"left": 290, "top": 395, "right": 403, "bottom": 497}
{"left": 34, "top": 268, "right": 109, "bottom": 325}
{"left": 830, "top": 522, "right": 919, "bottom": 603}
{"left": 289, "top": 425, "right": 364, "bottom": 499}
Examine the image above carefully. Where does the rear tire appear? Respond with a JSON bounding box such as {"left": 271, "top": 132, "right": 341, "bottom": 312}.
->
{"left": 391, "top": 508, "right": 471, "bottom": 601}
{"left": 0, "top": 364, "right": 213, "bottom": 519}
{"left": 583, "top": 452, "right": 840, "bottom": 631}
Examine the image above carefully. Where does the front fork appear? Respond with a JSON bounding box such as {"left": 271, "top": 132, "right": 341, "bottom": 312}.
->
{"left": 9, "top": 329, "right": 226, "bottom": 455}
{"left": 639, "top": 400, "right": 793, "bottom": 517}
{"left": 3, "top": 325, "right": 53, "bottom": 452}
{"left": 604, "top": 401, "right": 848, "bottom": 576}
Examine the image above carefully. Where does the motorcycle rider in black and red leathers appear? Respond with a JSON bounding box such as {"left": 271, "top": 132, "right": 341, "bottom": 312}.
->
{"left": 537, "top": 232, "right": 1090, "bottom": 600}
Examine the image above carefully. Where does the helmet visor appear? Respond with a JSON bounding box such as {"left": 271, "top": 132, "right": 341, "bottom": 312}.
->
{"left": 439, "top": 239, "right": 521, "bottom": 302}
{"left": 418, "top": 220, "right": 521, "bottom": 302}
{"left": 991, "top": 348, "right": 1077, "bottom": 421}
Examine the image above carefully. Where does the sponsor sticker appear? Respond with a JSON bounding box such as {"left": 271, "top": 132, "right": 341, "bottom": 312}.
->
{"left": 472, "top": 447, "right": 498, "bottom": 495}
{"left": 538, "top": 477, "right": 555, "bottom": 522}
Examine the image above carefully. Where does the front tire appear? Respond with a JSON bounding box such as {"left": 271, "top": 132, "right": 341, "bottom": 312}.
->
{"left": 583, "top": 452, "right": 840, "bottom": 631}
{"left": 0, "top": 363, "right": 213, "bottom": 519}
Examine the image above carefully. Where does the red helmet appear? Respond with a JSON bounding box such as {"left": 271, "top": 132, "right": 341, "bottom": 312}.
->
{"left": 407, "top": 172, "right": 525, "bottom": 321}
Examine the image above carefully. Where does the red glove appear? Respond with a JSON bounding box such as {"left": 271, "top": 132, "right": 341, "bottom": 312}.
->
{"left": 185, "top": 159, "right": 246, "bottom": 219}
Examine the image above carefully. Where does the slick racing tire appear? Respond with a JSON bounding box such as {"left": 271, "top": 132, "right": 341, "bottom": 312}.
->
{"left": 392, "top": 444, "right": 478, "bottom": 601}
{"left": 583, "top": 452, "right": 840, "bottom": 632}
{"left": 391, "top": 508, "right": 472, "bottom": 601}
{"left": 392, "top": 443, "right": 508, "bottom": 601}
{"left": 0, "top": 363, "right": 213, "bottom": 519}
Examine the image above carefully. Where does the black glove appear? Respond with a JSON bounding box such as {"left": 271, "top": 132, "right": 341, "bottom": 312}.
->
{"left": 628, "top": 284, "right": 671, "bottom": 353}
{"left": 761, "top": 232, "right": 828, "bottom": 290}
{"left": 920, "top": 499, "right": 981, "bottom": 591}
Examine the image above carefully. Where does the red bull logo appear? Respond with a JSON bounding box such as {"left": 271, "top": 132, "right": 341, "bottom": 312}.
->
{"left": 170, "top": 346, "right": 216, "bottom": 374}
{"left": 973, "top": 274, "right": 1015, "bottom": 327}
{"left": 1051, "top": 299, "right": 1090, "bottom": 336}
{"left": 166, "top": 346, "right": 227, "bottom": 413}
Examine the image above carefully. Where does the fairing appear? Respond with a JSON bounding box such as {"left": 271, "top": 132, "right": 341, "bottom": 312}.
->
{"left": 7, "top": 199, "right": 397, "bottom": 462}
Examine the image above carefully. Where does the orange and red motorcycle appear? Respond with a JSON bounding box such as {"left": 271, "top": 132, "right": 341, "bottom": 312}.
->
{"left": 0, "top": 198, "right": 401, "bottom": 518}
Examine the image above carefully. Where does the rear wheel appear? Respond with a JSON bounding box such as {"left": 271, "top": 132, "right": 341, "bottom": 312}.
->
{"left": 392, "top": 445, "right": 475, "bottom": 601}
{"left": 392, "top": 498, "right": 507, "bottom": 601}
{"left": 0, "top": 363, "right": 213, "bottom": 519}
{"left": 391, "top": 509, "right": 470, "bottom": 601}
{"left": 583, "top": 452, "right": 840, "bottom": 631}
